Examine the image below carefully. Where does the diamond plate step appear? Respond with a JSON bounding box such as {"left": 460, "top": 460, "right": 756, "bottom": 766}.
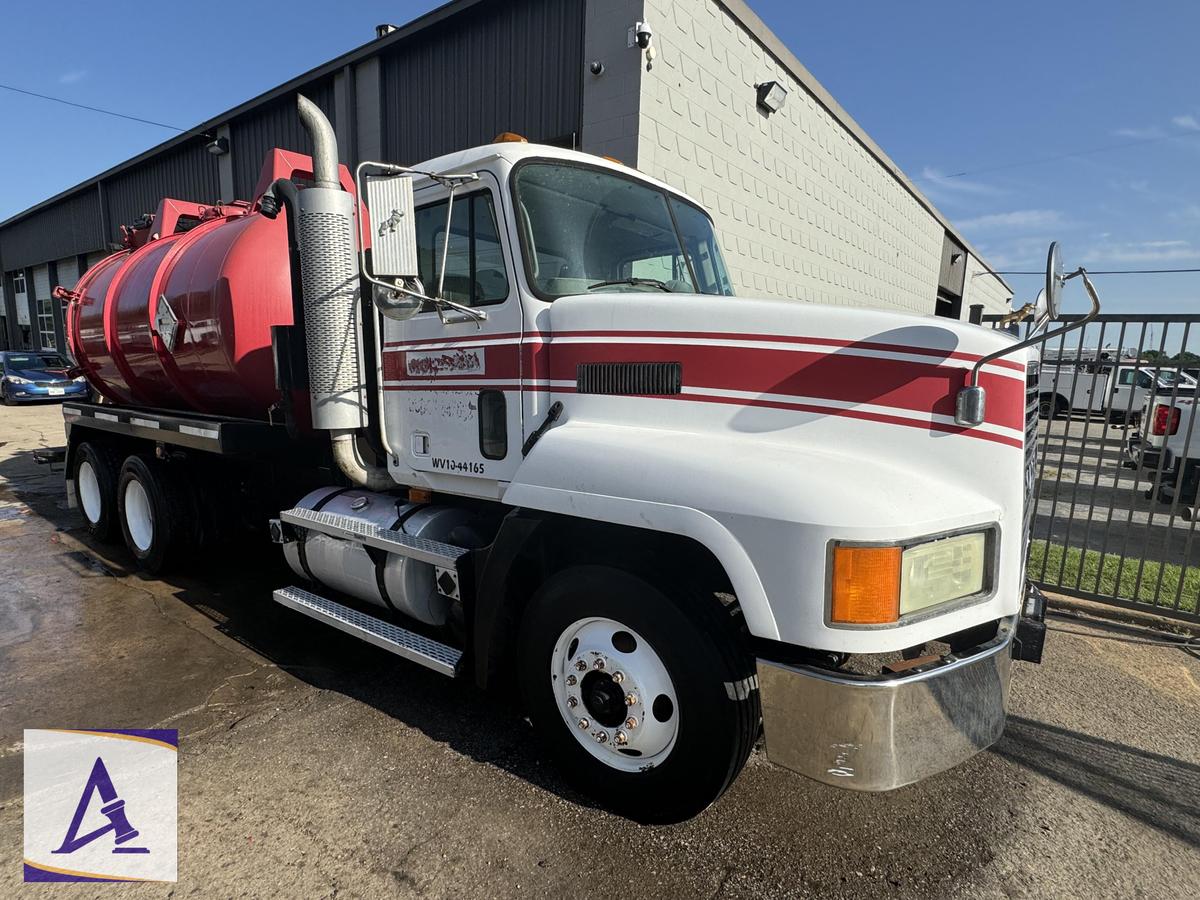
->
{"left": 279, "top": 507, "right": 467, "bottom": 567}
{"left": 273, "top": 586, "right": 462, "bottom": 677}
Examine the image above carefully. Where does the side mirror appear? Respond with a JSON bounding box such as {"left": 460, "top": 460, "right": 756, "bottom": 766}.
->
{"left": 1045, "top": 241, "right": 1064, "bottom": 320}
{"left": 363, "top": 172, "right": 422, "bottom": 321}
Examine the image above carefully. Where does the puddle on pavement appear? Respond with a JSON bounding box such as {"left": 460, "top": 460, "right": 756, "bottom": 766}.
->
{"left": 59, "top": 550, "right": 119, "bottom": 578}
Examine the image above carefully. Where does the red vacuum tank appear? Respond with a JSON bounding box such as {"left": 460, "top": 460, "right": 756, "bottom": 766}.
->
{"left": 64, "top": 150, "right": 357, "bottom": 420}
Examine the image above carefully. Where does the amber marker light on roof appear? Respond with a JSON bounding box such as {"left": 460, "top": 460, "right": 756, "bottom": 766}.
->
{"left": 830, "top": 545, "right": 901, "bottom": 625}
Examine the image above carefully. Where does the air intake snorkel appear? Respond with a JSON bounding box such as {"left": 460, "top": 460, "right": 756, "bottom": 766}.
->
{"left": 955, "top": 242, "right": 1101, "bottom": 427}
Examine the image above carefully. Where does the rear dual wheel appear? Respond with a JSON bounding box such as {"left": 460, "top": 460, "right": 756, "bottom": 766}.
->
{"left": 116, "top": 455, "right": 192, "bottom": 574}
{"left": 518, "top": 566, "right": 759, "bottom": 824}
{"left": 74, "top": 442, "right": 120, "bottom": 542}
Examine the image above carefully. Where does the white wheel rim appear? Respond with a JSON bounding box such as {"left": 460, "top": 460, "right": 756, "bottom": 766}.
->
{"left": 78, "top": 460, "right": 102, "bottom": 524}
{"left": 124, "top": 478, "right": 154, "bottom": 552}
{"left": 550, "top": 617, "right": 679, "bottom": 772}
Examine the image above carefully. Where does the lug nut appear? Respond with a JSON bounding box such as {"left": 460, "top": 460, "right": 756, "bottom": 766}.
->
{"left": 593, "top": 731, "right": 608, "bottom": 743}
{"left": 624, "top": 693, "right": 638, "bottom": 707}
{"left": 575, "top": 659, "right": 587, "bottom": 672}
{"left": 566, "top": 696, "right": 578, "bottom": 709}
{"left": 577, "top": 718, "right": 590, "bottom": 730}
{"left": 612, "top": 671, "right": 624, "bottom": 684}
{"left": 592, "top": 658, "right": 605, "bottom": 671}
{"left": 615, "top": 730, "right": 629, "bottom": 745}
{"left": 625, "top": 716, "right": 638, "bottom": 729}
{"left": 566, "top": 674, "right": 577, "bottom": 687}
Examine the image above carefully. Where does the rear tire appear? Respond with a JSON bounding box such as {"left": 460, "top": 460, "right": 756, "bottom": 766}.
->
{"left": 73, "top": 441, "right": 120, "bottom": 542}
{"left": 116, "top": 455, "right": 192, "bottom": 574}
{"left": 517, "top": 565, "right": 759, "bottom": 824}
{"left": 1038, "top": 395, "right": 1065, "bottom": 420}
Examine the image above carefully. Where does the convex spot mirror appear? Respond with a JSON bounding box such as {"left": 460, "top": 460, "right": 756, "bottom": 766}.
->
{"left": 1045, "top": 241, "right": 1064, "bottom": 320}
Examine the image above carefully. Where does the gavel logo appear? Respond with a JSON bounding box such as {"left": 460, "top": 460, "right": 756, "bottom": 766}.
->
{"left": 52, "top": 757, "right": 149, "bottom": 855}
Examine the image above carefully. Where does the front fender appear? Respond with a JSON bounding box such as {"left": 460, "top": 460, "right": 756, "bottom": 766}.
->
{"left": 503, "top": 424, "right": 778, "bottom": 640}
{"left": 502, "top": 418, "right": 1012, "bottom": 653}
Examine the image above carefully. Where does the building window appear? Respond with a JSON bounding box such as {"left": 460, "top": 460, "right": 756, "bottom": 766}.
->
{"left": 13, "top": 272, "right": 26, "bottom": 295}
{"left": 37, "top": 297, "right": 57, "bottom": 350}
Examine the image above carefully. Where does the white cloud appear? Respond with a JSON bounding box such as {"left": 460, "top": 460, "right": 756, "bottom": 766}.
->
{"left": 58, "top": 70, "right": 86, "bottom": 84}
{"left": 1114, "top": 126, "right": 1164, "bottom": 140}
{"left": 917, "top": 166, "right": 1003, "bottom": 197}
{"left": 1082, "top": 240, "right": 1200, "bottom": 264}
{"left": 957, "top": 209, "right": 1063, "bottom": 231}
{"left": 1172, "top": 114, "right": 1200, "bottom": 131}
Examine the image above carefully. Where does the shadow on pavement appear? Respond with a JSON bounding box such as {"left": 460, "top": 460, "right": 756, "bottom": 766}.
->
{"left": 995, "top": 714, "right": 1200, "bottom": 847}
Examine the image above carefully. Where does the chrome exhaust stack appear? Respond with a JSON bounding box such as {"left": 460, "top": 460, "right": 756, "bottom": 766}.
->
{"left": 294, "top": 94, "right": 391, "bottom": 489}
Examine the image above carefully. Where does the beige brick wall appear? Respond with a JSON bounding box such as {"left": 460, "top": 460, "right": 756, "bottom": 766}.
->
{"left": 630, "top": 0, "right": 1009, "bottom": 316}
{"left": 962, "top": 252, "right": 1014, "bottom": 318}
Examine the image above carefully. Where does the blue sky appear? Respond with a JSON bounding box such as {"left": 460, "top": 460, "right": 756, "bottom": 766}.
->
{"left": 2, "top": 0, "right": 1199, "bottom": 316}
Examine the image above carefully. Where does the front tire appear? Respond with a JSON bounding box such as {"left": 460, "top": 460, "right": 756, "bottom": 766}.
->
{"left": 517, "top": 565, "right": 759, "bottom": 823}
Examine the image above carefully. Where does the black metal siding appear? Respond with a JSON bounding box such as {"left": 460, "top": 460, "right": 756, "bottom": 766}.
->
{"left": 0, "top": 0, "right": 584, "bottom": 273}
{"left": 104, "top": 143, "right": 221, "bottom": 241}
{"left": 232, "top": 78, "right": 337, "bottom": 198}
{"left": 0, "top": 188, "right": 103, "bottom": 271}
{"left": 381, "top": 0, "right": 584, "bottom": 162}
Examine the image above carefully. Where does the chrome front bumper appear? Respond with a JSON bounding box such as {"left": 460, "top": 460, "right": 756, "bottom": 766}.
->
{"left": 757, "top": 616, "right": 1014, "bottom": 792}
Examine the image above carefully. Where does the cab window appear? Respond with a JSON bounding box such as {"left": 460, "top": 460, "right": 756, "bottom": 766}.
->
{"left": 414, "top": 192, "right": 508, "bottom": 308}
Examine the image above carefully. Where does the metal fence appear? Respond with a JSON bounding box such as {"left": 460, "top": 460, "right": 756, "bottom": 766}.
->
{"left": 992, "top": 312, "right": 1200, "bottom": 624}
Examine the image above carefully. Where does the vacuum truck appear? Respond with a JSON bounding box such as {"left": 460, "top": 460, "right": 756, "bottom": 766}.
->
{"left": 52, "top": 95, "right": 1097, "bottom": 823}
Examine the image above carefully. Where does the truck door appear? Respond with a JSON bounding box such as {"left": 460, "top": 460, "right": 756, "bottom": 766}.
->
{"left": 379, "top": 173, "right": 524, "bottom": 492}
{"left": 1110, "top": 366, "right": 1151, "bottom": 417}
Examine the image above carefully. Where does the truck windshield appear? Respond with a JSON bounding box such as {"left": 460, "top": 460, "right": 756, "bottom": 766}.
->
{"left": 513, "top": 162, "right": 733, "bottom": 300}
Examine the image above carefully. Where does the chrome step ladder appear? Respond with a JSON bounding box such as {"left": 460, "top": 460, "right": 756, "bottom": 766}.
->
{"left": 277, "top": 507, "right": 467, "bottom": 567}
{"left": 273, "top": 586, "right": 463, "bottom": 677}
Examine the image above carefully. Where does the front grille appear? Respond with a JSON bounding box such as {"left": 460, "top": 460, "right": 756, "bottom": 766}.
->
{"left": 35, "top": 381, "right": 67, "bottom": 388}
{"left": 1022, "top": 363, "right": 1040, "bottom": 573}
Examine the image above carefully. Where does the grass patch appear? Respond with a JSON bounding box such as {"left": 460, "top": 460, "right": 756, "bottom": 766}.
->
{"left": 1029, "top": 541, "right": 1199, "bottom": 614}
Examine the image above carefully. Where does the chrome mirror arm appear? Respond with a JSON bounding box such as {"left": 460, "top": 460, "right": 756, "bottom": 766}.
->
{"left": 955, "top": 267, "right": 1101, "bottom": 426}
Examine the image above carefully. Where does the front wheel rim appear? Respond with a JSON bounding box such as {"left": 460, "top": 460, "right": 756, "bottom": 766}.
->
{"left": 550, "top": 617, "right": 679, "bottom": 772}
{"left": 123, "top": 478, "right": 154, "bottom": 552}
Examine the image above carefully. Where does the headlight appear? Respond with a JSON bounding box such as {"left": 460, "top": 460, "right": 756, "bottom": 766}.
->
{"left": 73, "top": 375, "right": 87, "bottom": 383}
{"left": 6, "top": 376, "right": 31, "bottom": 385}
{"left": 830, "top": 530, "right": 991, "bottom": 625}
{"left": 900, "top": 532, "right": 986, "bottom": 615}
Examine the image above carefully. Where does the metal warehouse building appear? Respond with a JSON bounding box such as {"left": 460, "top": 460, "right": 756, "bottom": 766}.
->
{"left": 0, "top": 0, "right": 1011, "bottom": 354}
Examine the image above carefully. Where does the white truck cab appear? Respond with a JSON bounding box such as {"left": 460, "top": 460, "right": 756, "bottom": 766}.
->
{"left": 63, "top": 98, "right": 1098, "bottom": 823}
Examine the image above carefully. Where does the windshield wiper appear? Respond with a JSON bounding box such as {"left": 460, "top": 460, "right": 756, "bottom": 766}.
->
{"left": 586, "top": 277, "right": 673, "bottom": 292}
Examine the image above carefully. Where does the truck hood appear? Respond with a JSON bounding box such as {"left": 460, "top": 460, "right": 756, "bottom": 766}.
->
{"left": 535, "top": 291, "right": 1031, "bottom": 448}
{"left": 508, "top": 291, "right": 1034, "bottom": 650}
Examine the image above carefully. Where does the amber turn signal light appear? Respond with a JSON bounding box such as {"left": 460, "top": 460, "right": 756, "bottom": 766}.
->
{"left": 830, "top": 546, "right": 901, "bottom": 625}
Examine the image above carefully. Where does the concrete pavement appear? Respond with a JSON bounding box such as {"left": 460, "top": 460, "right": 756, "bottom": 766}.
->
{"left": 1, "top": 401, "right": 1197, "bottom": 899}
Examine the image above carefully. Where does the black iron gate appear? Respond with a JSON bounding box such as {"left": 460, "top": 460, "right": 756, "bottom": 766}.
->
{"left": 994, "top": 313, "right": 1199, "bottom": 623}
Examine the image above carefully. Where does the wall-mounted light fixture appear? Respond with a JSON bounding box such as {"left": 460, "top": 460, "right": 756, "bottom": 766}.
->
{"left": 755, "top": 80, "right": 787, "bottom": 114}
{"left": 205, "top": 136, "right": 229, "bottom": 156}
{"left": 951, "top": 252, "right": 964, "bottom": 264}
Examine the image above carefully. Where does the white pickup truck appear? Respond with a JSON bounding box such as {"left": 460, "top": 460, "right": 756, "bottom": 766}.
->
{"left": 1126, "top": 392, "right": 1200, "bottom": 519}
{"left": 1038, "top": 361, "right": 1195, "bottom": 423}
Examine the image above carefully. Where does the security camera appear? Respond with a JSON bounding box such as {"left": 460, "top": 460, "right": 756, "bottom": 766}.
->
{"left": 633, "top": 21, "right": 653, "bottom": 50}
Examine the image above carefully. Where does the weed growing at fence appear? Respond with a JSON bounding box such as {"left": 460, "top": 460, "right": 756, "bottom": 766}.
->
{"left": 1029, "top": 541, "right": 1199, "bottom": 614}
